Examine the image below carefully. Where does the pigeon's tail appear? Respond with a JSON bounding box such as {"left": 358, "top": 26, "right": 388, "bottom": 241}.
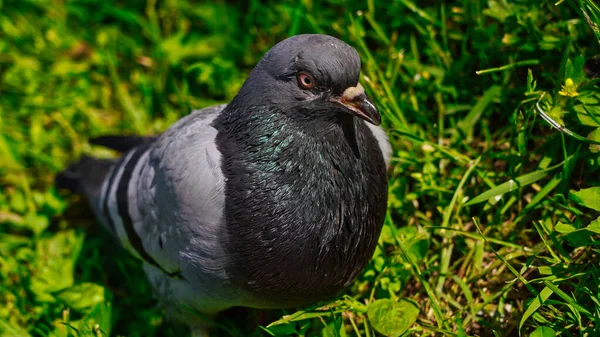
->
{"left": 55, "top": 156, "right": 116, "bottom": 199}
{"left": 57, "top": 136, "right": 174, "bottom": 274}
{"left": 55, "top": 135, "right": 156, "bottom": 199}
{"left": 90, "top": 135, "right": 157, "bottom": 152}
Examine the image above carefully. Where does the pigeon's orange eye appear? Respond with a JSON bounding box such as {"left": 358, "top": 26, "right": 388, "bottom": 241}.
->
{"left": 297, "top": 73, "right": 315, "bottom": 89}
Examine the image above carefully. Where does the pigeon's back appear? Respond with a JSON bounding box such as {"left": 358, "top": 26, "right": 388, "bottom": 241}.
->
{"left": 60, "top": 104, "right": 242, "bottom": 316}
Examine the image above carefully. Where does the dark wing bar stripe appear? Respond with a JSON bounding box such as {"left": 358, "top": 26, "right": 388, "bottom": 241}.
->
{"left": 101, "top": 154, "right": 127, "bottom": 235}
{"left": 114, "top": 144, "right": 182, "bottom": 279}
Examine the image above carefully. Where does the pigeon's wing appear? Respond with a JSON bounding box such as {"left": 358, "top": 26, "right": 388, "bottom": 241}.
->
{"left": 98, "top": 104, "right": 229, "bottom": 280}
{"left": 365, "top": 122, "right": 392, "bottom": 169}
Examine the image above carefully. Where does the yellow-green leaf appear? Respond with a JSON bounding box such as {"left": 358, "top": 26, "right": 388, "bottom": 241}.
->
{"left": 367, "top": 299, "right": 419, "bottom": 337}
{"left": 530, "top": 326, "right": 556, "bottom": 337}
{"left": 569, "top": 187, "right": 600, "bottom": 211}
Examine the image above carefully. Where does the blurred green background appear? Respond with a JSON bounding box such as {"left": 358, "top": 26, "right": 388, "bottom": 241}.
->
{"left": 2, "top": 0, "right": 600, "bottom": 336}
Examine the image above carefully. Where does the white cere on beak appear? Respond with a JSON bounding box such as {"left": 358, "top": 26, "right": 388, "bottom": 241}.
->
{"left": 341, "top": 83, "right": 365, "bottom": 100}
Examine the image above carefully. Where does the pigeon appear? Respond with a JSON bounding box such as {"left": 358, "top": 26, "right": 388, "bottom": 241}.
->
{"left": 56, "top": 34, "right": 392, "bottom": 336}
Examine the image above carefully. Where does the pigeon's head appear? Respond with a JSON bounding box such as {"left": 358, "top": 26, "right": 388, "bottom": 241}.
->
{"left": 233, "top": 34, "right": 380, "bottom": 126}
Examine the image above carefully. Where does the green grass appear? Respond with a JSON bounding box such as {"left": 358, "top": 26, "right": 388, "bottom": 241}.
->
{"left": 1, "top": 0, "right": 600, "bottom": 336}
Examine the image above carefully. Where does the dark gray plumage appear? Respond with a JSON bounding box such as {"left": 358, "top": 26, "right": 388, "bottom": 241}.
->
{"left": 56, "top": 34, "right": 392, "bottom": 336}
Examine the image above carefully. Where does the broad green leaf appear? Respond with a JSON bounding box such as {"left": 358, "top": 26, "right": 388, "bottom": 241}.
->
{"left": 367, "top": 299, "right": 419, "bottom": 337}
{"left": 82, "top": 302, "right": 113, "bottom": 337}
{"left": 395, "top": 226, "right": 429, "bottom": 264}
{"left": 588, "top": 128, "right": 600, "bottom": 152}
{"left": 555, "top": 222, "right": 576, "bottom": 234}
{"left": 557, "top": 217, "right": 600, "bottom": 234}
{"left": 569, "top": 187, "right": 600, "bottom": 211}
{"left": 529, "top": 326, "right": 556, "bottom": 337}
{"left": 573, "top": 104, "right": 600, "bottom": 127}
{"left": 586, "top": 217, "right": 600, "bottom": 234}
{"left": 562, "top": 231, "right": 597, "bottom": 247}
{"left": 565, "top": 56, "right": 587, "bottom": 85}
{"left": 54, "top": 283, "right": 107, "bottom": 313}
{"left": 559, "top": 217, "right": 600, "bottom": 247}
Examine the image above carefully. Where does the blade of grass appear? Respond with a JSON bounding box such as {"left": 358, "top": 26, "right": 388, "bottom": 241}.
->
{"left": 458, "top": 85, "right": 502, "bottom": 137}
{"left": 425, "top": 227, "right": 522, "bottom": 249}
{"left": 518, "top": 286, "right": 554, "bottom": 334}
{"left": 436, "top": 157, "right": 481, "bottom": 292}
{"left": 465, "top": 159, "right": 569, "bottom": 206}
{"left": 476, "top": 59, "right": 540, "bottom": 75}
{"left": 579, "top": 0, "right": 600, "bottom": 47}
{"left": 543, "top": 280, "right": 593, "bottom": 318}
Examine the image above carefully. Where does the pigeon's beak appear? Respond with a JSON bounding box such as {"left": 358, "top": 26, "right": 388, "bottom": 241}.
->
{"left": 330, "top": 83, "right": 381, "bottom": 126}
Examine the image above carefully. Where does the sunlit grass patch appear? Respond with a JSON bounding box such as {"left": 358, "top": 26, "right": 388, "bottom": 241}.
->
{"left": 1, "top": 0, "right": 600, "bottom": 336}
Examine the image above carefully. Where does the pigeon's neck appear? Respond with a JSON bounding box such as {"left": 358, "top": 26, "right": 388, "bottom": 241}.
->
{"left": 213, "top": 106, "right": 387, "bottom": 308}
